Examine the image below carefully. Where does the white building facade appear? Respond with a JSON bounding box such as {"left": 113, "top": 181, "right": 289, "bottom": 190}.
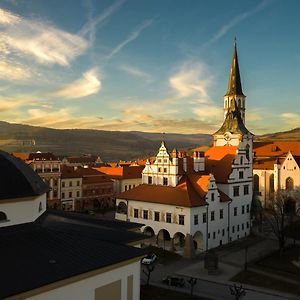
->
{"left": 116, "top": 42, "right": 253, "bottom": 253}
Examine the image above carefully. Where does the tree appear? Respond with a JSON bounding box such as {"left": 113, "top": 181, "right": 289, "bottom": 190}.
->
{"left": 142, "top": 264, "right": 155, "bottom": 286}
{"left": 266, "top": 190, "right": 291, "bottom": 255}
{"left": 187, "top": 277, "right": 197, "bottom": 296}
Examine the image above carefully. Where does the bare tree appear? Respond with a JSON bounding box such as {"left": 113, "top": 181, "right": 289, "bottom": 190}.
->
{"left": 142, "top": 264, "right": 155, "bottom": 286}
{"left": 266, "top": 190, "right": 291, "bottom": 255}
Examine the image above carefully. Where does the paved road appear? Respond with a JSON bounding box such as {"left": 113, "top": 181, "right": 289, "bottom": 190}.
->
{"left": 142, "top": 259, "right": 298, "bottom": 300}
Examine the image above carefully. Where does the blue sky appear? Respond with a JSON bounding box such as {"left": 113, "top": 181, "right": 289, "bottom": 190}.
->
{"left": 0, "top": 0, "right": 299, "bottom": 134}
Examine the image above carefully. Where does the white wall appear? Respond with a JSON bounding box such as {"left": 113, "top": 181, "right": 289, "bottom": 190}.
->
{"left": 26, "top": 260, "right": 141, "bottom": 300}
{"left": 0, "top": 194, "right": 46, "bottom": 228}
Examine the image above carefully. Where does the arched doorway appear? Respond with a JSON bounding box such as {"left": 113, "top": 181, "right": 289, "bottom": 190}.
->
{"left": 143, "top": 226, "right": 155, "bottom": 237}
{"left": 0, "top": 211, "right": 7, "bottom": 221}
{"left": 253, "top": 174, "right": 259, "bottom": 195}
{"left": 193, "top": 231, "right": 204, "bottom": 251}
{"left": 157, "top": 229, "right": 171, "bottom": 249}
{"left": 173, "top": 232, "right": 185, "bottom": 248}
{"left": 286, "top": 177, "right": 294, "bottom": 190}
{"left": 117, "top": 201, "right": 127, "bottom": 214}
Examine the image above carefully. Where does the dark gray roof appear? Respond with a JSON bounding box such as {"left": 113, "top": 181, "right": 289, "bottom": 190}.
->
{"left": 0, "top": 150, "right": 48, "bottom": 200}
{"left": 0, "top": 211, "right": 146, "bottom": 299}
{"left": 214, "top": 100, "right": 252, "bottom": 136}
{"left": 225, "top": 41, "right": 245, "bottom": 97}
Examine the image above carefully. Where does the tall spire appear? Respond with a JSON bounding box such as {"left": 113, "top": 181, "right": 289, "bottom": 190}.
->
{"left": 225, "top": 39, "right": 245, "bottom": 97}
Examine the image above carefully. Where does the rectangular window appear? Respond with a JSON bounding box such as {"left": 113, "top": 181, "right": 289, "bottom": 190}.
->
{"left": 163, "top": 177, "right": 168, "bottom": 186}
{"left": 69, "top": 181, "right": 72, "bottom": 187}
{"left": 125, "top": 185, "right": 127, "bottom": 191}
{"left": 239, "top": 171, "right": 244, "bottom": 179}
{"left": 62, "top": 182, "right": 65, "bottom": 188}
{"left": 242, "top": 223, "right": 244, "bottom": 230}
{"left": 246, "top": 204, "right": 250, "bottom": 213}
{"left": 234, "top": 207, "right": 237, "bottom": 216}
{"left": 211, "top": 193, "right": 215, "bottom": 201}
{"left": 129, "top": 185, "right": 131, "bottom": 189}
{"left": 247, "top": 221, "right": 249, "bottom": 228}
{"left": 158, "top": 159, "right": 161, "bottom": 163}
{"left": 166, "top": 213, "right": 172, "bottom": 223}
{"left": 69, "top": 191, "right": 72, "bottom": 198}
{"left": 211, "top": 211, "right": 215, "bottom": 221}
{"left": 237, "top": 224, "right": 240, "bottom": 232}
{"left": 77, "top": 180, "right": 80, "bottom": 186}
{"left": 134, "top": 208, "right": 139, "bottom": 218}
{"left": 179, "top": 215, "right": 185, "bottom": 225}
{"left": 213, "top": 232, "right": 216, "bottom": 239}
{"left": 163, "top": 168, "right": 167, "bottom": 173}
{"left": 62, "top": 192, "right": 65, "bottom": 199}
{"left": 208, "top": 233, "right": 210, "bottom": 239}
{"left": 76, "top": 191, "right": 80, "bottom": 197}
{"left": 202, "top": 212, "right": 207, "bottom": 223}
{"left": 158, "top": 167, "right": 161, "bottom": 172}
{"left": 194, "top": 215, "right": 198, "bottom": 225}
{"left": 220, "top": 209, "right": 223, "bottom": 219}
{"left": 233, "top": 186, "right": 239, "bottom": 197}
{"left": 232, "top": 226, "right": 235, "bottom": 233}
{"left": 244, "top": 185, "right": 249, "bottom": 195}
{"left": 222, "top": 229, "right": 225, "bottom": 236}
{"left": 242, "top": 205, "right": 245, "bottom": 214}
{"left": 143, "top": 210, "right": 148, "bottom": 220}
{"left": 240, "top": 156, "right": 243, "bottom": 165}
{"left": 154, "top": 211, "right": 160, "bottom": 221}
{"left": 148, "top": 176, "right": 152, "bottom": 184}
{"left": 164, "top": 159, "right": 167, "bottom": 163}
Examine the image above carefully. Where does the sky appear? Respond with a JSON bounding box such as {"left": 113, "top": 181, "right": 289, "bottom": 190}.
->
{"left": 0, "top": 0, "right": 299, "bottom": 135}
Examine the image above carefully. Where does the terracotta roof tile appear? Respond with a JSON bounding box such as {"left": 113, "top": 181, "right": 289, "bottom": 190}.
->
{"left": 254, "top": 141, "right": 300, "bottom": 157}
{"left": 205, "top": 146, "right": 237, "bottom": 183}
{"left": 94, "top": 166, "right": 143, "bottom": 179}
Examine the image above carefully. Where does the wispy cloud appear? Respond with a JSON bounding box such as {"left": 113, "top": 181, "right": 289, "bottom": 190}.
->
{"left": 281, "top": 112, "right": 300, "bottom": 127}
{"left": 119, "top": 64, "right": 152, "bottom": 80}
{"left": 80, "top": 0, "right": 125, "bottom": 40}
{"left": 54, "top": 68, "right": 101, "bottom": 99}
{"left": 0, "top": 8, "right": 88, "bottom": 66}
{"left": 0, "top": 60, "right": 31, "bottom": 80}
{"left": 202, "top": 0, "right": 273, "bottom": 47}
{"left": 169, "top": 61, "right": 213, "bottom": 102}
{"left": 107, "top": 18, "right": 155, "bottom": 59}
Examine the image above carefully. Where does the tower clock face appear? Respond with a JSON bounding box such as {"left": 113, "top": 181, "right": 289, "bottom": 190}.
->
{"left": 224, "top": 132, "right": 231, "bottom": 141}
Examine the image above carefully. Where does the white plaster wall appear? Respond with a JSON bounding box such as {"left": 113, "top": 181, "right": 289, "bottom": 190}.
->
{"left": 27, "top": 260, "right": 141, "bottom": 300}
{"left": 280, "top": 153, "right": 300, "bottom": 189}
{"left": 121, "top": 178, "right": 142, "bottom": 193}
{"left": 0, "top": 193, "right": 46, "bottom": 228}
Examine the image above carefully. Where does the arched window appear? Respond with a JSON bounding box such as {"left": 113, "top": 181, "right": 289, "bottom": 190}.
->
{"left": 253, "top": 174, "right": 259, "bottom": 194}
{"left": 286, "top": 177, "right": 294, "bottom": 190}
{"left": 269, "top": 174, "right": 274, "bottom": 193}
{"left": 0, "top": 211, "right": 7, "bottom": 221}
{"left": 225, "top": 99, "right": 227, "bottom": 108}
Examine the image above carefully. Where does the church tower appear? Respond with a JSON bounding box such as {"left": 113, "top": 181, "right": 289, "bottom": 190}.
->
{"left": 213, "top": 40, "right": 253, "bottom": 154}
{"left": 224, "top": 40, "right": 246, "bottom": 123}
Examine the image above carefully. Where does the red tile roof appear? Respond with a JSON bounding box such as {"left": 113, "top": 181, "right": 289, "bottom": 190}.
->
{"left": 205, "top": 146, "right": 237, "bottom": 183}
{"left": 116, "top": 174, "right": 212, "bottom": 207}
{"left": 254, "top": 141, "right": 300, "bottom": 157}
{"left": 94, "top": 166, "right": 144, "bottom": 179}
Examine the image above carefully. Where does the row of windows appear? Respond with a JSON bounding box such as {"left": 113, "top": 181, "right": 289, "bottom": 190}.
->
{"left": 207, "top": 222, "right": 250, "bottom": 240}
{"left": 233, "top": 185, "right": 249, "bottom": 197}
{"left": 134, "top": 209, "right": 185, "bottom": 225}
{"left": 233, "top": 204, "right": 250, "bottom": 216}
{"left": 124, "top": 184, "right": 136, "bottom": 191}
{"left": 62, "top": 191, "right": 80, "bottom": 199}
{"left": 147, "top": 176, "right": 168, "bottom": 186}
{"left": 158, "top": 167, "right": 168, "bottom": 173}
{"left": 157, "top": 159, "right": 168, "bottom": 163}
{"left": 83, "top": 188, "right": 112, "bottom": 196}
{"left": 62, "top": 180, "right": 80, "bottom": 188}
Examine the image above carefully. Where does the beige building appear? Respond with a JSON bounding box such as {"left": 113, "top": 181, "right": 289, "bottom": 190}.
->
{"left": 253, "top": 141, "right": 300, "bottom": 211}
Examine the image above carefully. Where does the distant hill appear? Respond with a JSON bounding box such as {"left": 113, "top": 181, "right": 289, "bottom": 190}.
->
{"left": 255, "top": 128, "right": 300, "bottom": 141}
{"left": 0, "top": 121, "right": 211, "bottom": 162}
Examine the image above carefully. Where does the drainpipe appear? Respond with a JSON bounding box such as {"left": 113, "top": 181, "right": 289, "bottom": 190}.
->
{"left": 206, "top": 205, "right": 209, "bottom": 251}
{"left": 264, "top": 170, "right": 267, "bottom": 209}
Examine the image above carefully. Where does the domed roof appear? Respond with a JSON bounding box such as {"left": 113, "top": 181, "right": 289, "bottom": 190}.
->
{"left": 0, "top": 150, "right": 48, "bottom": 200}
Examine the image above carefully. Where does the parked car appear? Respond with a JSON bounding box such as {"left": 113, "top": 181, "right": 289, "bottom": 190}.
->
{"left": 162, "top": 276, "right": 185, "bottom": 287}
{"left": 141, "top": 253, "right": 157, "bottom": 265}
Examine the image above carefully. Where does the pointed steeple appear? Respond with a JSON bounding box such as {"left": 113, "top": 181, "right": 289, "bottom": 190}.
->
{"left": 225, "top": 39, "right": 245, "bottom": 97}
